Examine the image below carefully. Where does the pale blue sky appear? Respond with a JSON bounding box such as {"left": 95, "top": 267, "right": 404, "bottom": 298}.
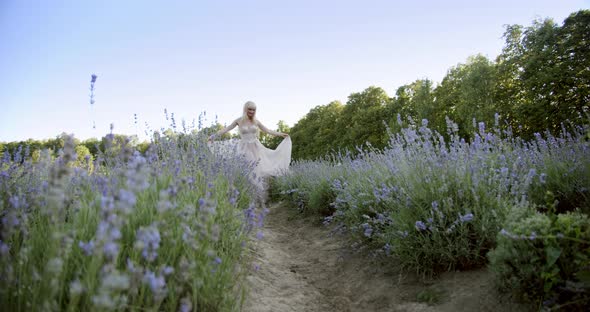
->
{"left": 1, "top": 0, "right": 588, "bottom": 142}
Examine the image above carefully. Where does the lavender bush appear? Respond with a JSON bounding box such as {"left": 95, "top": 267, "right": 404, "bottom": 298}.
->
{"left": 270, "top": 158, "right": 348, "bottom": 216}
{"left": 0, "top": 129, "right": 263, "bottom": 311}
{"left": 272, "top": 116, "right": 590, "bottom": 280}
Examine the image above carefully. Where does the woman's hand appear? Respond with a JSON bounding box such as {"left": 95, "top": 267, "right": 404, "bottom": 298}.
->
{"left": 280, "top": 133, "right": 289, "bottom": 138}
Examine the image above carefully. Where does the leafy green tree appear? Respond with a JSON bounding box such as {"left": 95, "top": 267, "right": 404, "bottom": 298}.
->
{"left": 336, "top": 86, "right": 390, "bottom": 151}
{"left": 31, "top": 149, "right": 42, "bottom": 163}
{"left": 517, "top": 18, "right": 561, "bottom": 136}
{"left": 97, "top": 134, "right": 136, "bottom": 164}
{"left": 496, "top": 10, "right": 590, "bottom": 137}
{"left": 201, "top": 123, "right": 233, "bottom": 140}
{"left": 81, "top": 138, "right": 101, "bottom": 157}
{"left": 24, "top": 139, "right": 42, "bottom": 157}
{"left": 260, "top": 120, "right": 290, "bottom": 149}
{"left": 557, "top": 10, "right": 590, "bottom": 117}
{"left": 290, "top": 101, "right": 344, "bottom": 159}
{"left": 494, "top": 25, "right": 524, "bottom": 133}
{"left": 388, "top": 79, "right": 437, "bottom": 131}
{"left": 74, "top": 145, "right": 93, "bottom": 170}
{"left": 136, "top": 141, "right": 151, "bottom": 154}
{"left": 433, "top": 55, "right": 497, "bottom": 138}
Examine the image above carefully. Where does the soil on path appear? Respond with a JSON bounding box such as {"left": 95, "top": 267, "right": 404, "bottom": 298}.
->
{"left": 243, "top": 202, "right": 529, "bottom": 312}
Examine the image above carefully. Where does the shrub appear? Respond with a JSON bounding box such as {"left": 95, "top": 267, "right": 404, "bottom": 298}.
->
{"left": 488, "top": 210, "right": 590, "bottom": 309}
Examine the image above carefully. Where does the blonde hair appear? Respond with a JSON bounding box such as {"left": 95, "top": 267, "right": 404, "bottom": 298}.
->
{"left": 241, "top": 101, "right": 257, "bottom": 123}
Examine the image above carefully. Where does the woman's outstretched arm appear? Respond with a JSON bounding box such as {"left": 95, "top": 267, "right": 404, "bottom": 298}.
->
{"left": 257, "top": 120, "right": 289, "bottom": 138}
{"left": 209, "top": 118, "right": 239, "bottom": 141}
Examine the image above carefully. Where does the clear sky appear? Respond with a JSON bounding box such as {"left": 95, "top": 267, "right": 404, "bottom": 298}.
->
{"left": 1, "top": 0, "right": 588, "bottom": 142}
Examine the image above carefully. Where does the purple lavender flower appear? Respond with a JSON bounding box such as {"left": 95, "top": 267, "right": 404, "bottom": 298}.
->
{"left": 79, "top": 240, "right": 95, "bottom": 256}
{"left": 500, "top": 167, "right": 509, "bottom": 176}
{"left": 361, "top": 223, "right": 373, "bottom": 237}
{"left": 91, "top": 74, "right": 97, "bottom": 84}
{"left": 383, "top": 243, "right": 391, "bottom": 255}
{"left": 332, "top": 179, "right": 343, "bottom": 190}
{"left": 415, "top": 221, "right": 427, "bottom": 231}
{"left": 431, "top": 201, "right": 439, "bottom": 210}
{"left": 161, "top": 266, "right": 174, "bottom": 276}
{"left": 243, "top": 204, "right": 257, "bottom": 231}
{"left": 100, "top": 196, "right": 115, "bottom": 212}
{"left": 478, "top": 122, "right": 486, "bottom": 135}
{"left": 109, "top": 227, "right": 122, "bottom": 240}
{"left": 539, "top": 173, "right": 547, "bottom": 184}
{"left": 528, "top": 231, "right": 537, "bottom": 240}
{"left": 103, "top": 242, "right": 119, "bottom": 259}
{"left": 96, "top": 221, "right": 110, "bottom": 240}
{"left": 500, "top": 228, "right": 519, "bottom": 240}
{"left": 136, "top": 225, "right": 161, "bottom": 262}
{"left": 2, "top": 213, "right": 20, "bottom": 227}
{"left": 527, "top": 168, "right": 537, "bottom": 178}
{"left": 0, "top": 240, "right": 10, "bottom": 256}
{"left": 179, "top": 298, "right": 192, "bottom": 312}
{"left": 127, "top": 258, "right": 138, "bottom": 273}
{"left": 14, "top": 145, "right": 23, "bottom": 163}
{"left": 9, "top": 196, "right": 21, "bottom": 209}
{"left": 459, "top": 213, "right": 474, "bottom": 223}
{"left": 143, "top": 270, "right": 166, "bottom": 293}
{"left": 118, "top": 189, "right": 136, "bottom": 208}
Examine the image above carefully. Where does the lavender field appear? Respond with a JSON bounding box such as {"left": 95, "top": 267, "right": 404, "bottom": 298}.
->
{"left": 1, "top": 116, "right": 589, "bottom": 311}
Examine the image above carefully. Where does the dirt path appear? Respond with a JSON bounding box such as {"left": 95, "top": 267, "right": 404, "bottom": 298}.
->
{"left": 242, "top": 203, "right": 529, "bottom": 312}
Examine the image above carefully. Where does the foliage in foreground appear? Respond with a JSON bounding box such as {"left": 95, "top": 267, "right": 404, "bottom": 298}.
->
{"left": 489, "top": 208, "right": 590, "bottom": 310}
{"left": 0, "top": 131, "right": 263, "bottom": 311}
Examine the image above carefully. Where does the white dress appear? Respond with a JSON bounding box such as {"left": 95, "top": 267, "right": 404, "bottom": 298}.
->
{"left": 209, "top": 121, "right": 292, "bottom": 191}
{"left": 237, "top": 123, "right": 292, "bottom": 181}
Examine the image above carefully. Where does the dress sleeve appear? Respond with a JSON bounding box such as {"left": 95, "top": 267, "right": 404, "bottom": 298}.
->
{"left": 257, "top": 120, "right": 282, "bottom": 136}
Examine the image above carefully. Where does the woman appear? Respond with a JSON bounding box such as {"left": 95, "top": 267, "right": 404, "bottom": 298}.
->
{"left": 208, "top": 101, "right": 292, "bottom": 192}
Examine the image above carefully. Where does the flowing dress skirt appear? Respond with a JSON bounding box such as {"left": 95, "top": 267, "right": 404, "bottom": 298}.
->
{"left": 209, "top": 137, "right": 292, "bottom": 191}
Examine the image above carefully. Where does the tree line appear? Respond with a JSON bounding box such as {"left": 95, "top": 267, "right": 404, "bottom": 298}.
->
{"left": 2, "top": 11, "right": 588, "bottom": 162}
{"left": 287, "top": 10, "right": 590, "bottom": 159}
{"left": 0, "top": 133, "right": 151, "bottom": 166}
